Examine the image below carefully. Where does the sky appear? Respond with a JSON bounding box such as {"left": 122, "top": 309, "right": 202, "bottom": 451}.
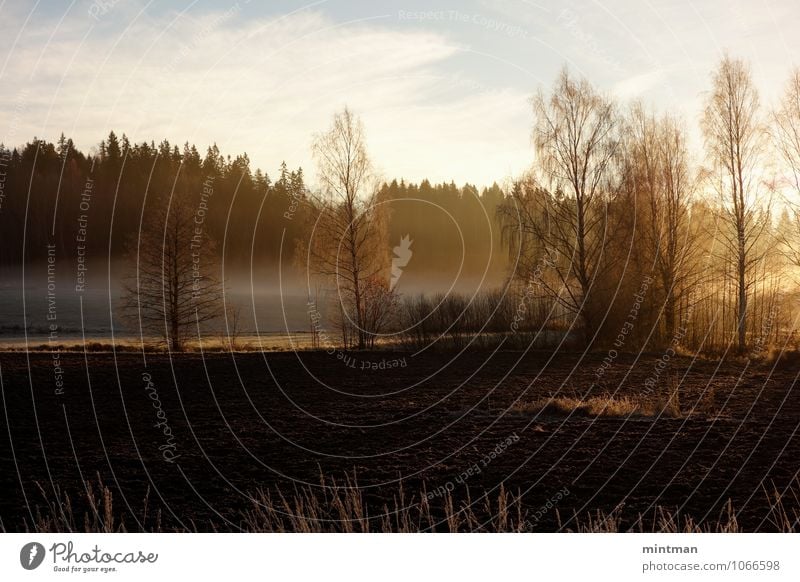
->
{"left": 1, "top": 0, "right": 798, "bottom": 188}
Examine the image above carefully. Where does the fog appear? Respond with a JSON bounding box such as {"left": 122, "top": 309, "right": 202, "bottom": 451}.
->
{"left": 0, "top": 259, "right": 506, "bottom": 347}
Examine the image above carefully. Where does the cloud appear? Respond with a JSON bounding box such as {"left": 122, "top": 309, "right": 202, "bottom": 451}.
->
{"left": 0, "top": 5, "right": 532, "bottom": 186}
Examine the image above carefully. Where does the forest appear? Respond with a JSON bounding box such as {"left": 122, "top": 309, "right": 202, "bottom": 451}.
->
{"left": 0, "top": 133, "right": 505, "bottom": 271}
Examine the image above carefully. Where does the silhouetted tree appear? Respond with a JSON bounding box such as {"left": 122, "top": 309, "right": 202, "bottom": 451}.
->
{"left": 625, "top": 105, "right": 698, "bottom": 342}
{"left": 306, "top": 108, "right": 391, "bottom": 349}
{"left": 121, "top": 190, "right": 224, "bottom": 350}
{"left": 526, "top": 68, "right": 620, "bottom": 345}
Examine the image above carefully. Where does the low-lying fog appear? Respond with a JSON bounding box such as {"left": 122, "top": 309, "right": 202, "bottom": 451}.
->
{"left": 0, "top": 259, "right": 507, "bottom": 346}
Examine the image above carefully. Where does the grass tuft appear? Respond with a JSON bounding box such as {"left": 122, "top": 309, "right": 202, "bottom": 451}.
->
{"left": 512, "top": 393, "right": 682, "bottom": 419}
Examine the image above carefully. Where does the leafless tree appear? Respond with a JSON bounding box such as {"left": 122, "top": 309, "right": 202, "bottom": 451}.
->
{"left": 122, "top": 191, "right": 224, "bottom": 351}
{"left": 518, "top": 68, "right": 620, "bottom": 345}
{"left": 773, "top": 68, "right": 800, "bottom": 196}
{"left": 702, "top": 56, "right": 770, "bottom": 352}
{"left": 771, "top": 68, "right": 800, "bottom": 270}
{"left": 306, "top": 107, "right": 392, "bottom": 349}
{"left": 225, "top": 304, "right": 243, "bottom": 350}
{"left": 627, "top": 105, "right": 698, "bottom": 341}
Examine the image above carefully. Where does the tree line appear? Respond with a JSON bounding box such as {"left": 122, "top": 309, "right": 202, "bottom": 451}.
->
{"left": 0, "top": 133, "right": 506, "bottom": 275}
{"left": 3, "top": 55, "right": 800, "bottom": 355}
{"left": 303, "top": 57, "right": 800, "bottom": 355}
{"left": 0, "top": 132, "right": 308, "bottom": 268}
{"left": 499, "top": 56, "right": 800, "bottom": 354}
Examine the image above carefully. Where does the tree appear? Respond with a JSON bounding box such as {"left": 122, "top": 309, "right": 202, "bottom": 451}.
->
{"left": 514, "top": 69, "right": 620, "bottom": 345}
{"left": 702, "top": 56, "right": 769, "bottom": 352}
{"left": 122, "top": 190, "right": 224, "bottom": 351}
{"left": 771, "top": 68, "right": 800, "bottom": 270}
{"left": 626, "top": 105, "right": 698, "bottom": 341}
{"left": 773, "top": 68, "right": 800, "bottom": 196}
{"left": 306, "top": 107, "right": 391, "bottom": 349}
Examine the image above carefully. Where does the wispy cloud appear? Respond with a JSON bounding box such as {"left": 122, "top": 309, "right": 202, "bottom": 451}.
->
{"left": 0, "top": 4, "right": 531, "bottom": 186}
{"left": 5, "top": 0, "right": 796, "bottom": 187}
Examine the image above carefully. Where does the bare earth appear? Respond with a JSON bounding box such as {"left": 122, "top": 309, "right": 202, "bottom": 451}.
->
{"left": 1, "top": 350, "right": 798, "bottom": 531}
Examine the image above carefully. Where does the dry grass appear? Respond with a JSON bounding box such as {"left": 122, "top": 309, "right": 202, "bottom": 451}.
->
{"left": 557, "top": 502, "right": 743, "bottom": 533}
{"left": 10, "top": 473, "right": 526, "bottom": 533}
{"left": 18, "top": 475, "right": 161, "bottom": 533}
{"left": 512, "top": 392, "right": 682, "bottom": 419}
{"left": 241, "top": 476, "right": 526, "bottom": 533}
{"left": 559, "top": 486, "right": 800, "bottom": 532}
{"left": 6, "top": 473, "right": 799, "bottom": 533}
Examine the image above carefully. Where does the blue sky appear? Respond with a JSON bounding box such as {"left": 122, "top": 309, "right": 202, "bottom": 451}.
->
{"left": 1, "top": 0, "right": 798, "bottom": 187}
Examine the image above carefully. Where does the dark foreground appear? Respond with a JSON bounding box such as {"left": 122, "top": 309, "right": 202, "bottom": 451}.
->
{"left": 1, "top": 349, "right": 798, "bottom": 531}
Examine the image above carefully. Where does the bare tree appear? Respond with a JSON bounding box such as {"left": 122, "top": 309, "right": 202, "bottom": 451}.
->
{"left": 122, "top": 191, "right": 224, "bottom": 351}
{"left": 627, "top": 105, "right": 698, "bottom": 341}
{"left": 771, "top": 68, "right": 800, "bottom": 270}
{"left": 702, "top": 56, "right": 769, "bottom": 352}
{"left": 225, "top": 304, "right": 243, "bottom": 350}
{"left": 759, "top": 68, "right": 800, "bottom": 352}
{"left": 306, "top": 107, "right": 391, "bottom": 349}
{"left": 521, "top": 68, "right": 620, "bottom": 345}
{"left": 773, "top": 68, "right": 800, "bottom": 196}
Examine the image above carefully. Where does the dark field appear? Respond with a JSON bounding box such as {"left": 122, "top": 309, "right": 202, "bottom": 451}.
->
{"left": 1, "top": 349, "right": 799, "bottom": 531}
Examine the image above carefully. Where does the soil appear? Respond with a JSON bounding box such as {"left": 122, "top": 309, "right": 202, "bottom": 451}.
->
{"left": 1, "top": 349, "right": 798, "bottom": 531}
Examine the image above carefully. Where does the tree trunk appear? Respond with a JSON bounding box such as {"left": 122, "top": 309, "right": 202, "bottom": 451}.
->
{"left": 738, "top": 250, "right": 747, "bottom": 353}
{"left": 664, "top": 291, "right": 676, "bottom": 343}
